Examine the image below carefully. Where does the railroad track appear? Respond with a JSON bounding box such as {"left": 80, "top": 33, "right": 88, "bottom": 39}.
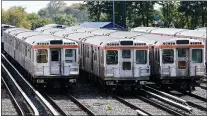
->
{"left": 2, "top": 66, "right": 36, "bottom": 115}
{"left": 1, "top": 78, "right": 24, "bottom": 116}
{"left": 70, "top": 84, "right": 138, "bottom": 115}
{"left": 146, "top": 84, "right": 207, "bottom": 115}
{"left": 141, "top": 86, "right": 191, "bottom": 115}
{"left": 1, "top": 54, "right": 59, "bottom": 116}
{"left": 42, "top": 92, "right": 93, "bottom": 116}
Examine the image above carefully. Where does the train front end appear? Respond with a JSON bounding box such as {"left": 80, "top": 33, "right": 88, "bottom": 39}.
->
{"left": 33, "top": 37, "right": 79, "bottom": 88}
{"left": 154, "top": 38, "right": 205, "bottom": 91}
{"left": 103, "top": 39, "right": 150, "bottom": 90}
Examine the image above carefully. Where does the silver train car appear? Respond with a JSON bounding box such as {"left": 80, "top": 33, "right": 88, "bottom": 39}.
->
{"left": 107, "top": 30, "right": 205, "bottom": 91}
{"left": 131, "top": 27, "right": 207, "bottom": 73}
{"left": 3, "top": 28, "right": 79, "bottom": 88}
{"left": 35, "top": 27, "right": 151, "bottom": 90}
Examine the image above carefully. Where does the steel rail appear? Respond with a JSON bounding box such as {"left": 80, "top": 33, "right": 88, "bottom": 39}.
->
{"left": 144, "top": 85, "right": 188, "bottom": 105}
{"left": 113, "top": 95, "right": 152, "bottom": 116}
{"left": 68, "top": 94, "right": 96, "bottom": 116}
{"left": 2, "top": 54, "right": 59, "bottom": 116}
{"left": 1, "top": 77, "right": 24, "bottom": 116}
{"left": 142, "top": 89, "right": 192, "bottom": 112}
{"left": 2, "top": 64, "right": 39, "bottom": 115}
{"left": 199, "top": 85, "right": 207, "bottom": 90}
{"left": 41, "top": 93, "right": 67, "bottom": 116}
{"left": 137, "top": 95, "right": 185, "bottom": 116}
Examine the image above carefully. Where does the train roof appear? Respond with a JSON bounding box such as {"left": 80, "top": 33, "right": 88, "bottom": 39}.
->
{"left": 150, "top": 28, "right": 189, "bottom": 36}
{"left": 108, "top": 31, "right": 144, "bottom": 38}
{"left": 4, "top": 28, "right": 25, "bottom": 33}
{"left": 83, "top": 35, "right": 147, "bottom": 47}
{"left": 4, "top": 28, "right": 77, "bottom": 46}
{"left": 132, "top": 34, "right": 202, "bottom": 45}
{"left": 131, "top": 27, "right": 158, "bottom": 33}
{"left": 74, "top": 27, "right": 98, "bottom": 32}
{"left": 35, "top": 26, "right": 54, "bottom": 32}
{"left": 89, "top": 29, "right": 119, "bottom": 35}
{"left": 65, "top": 32, "right": 98, "bottom": 42}
{"left": 39, "top": 28, "right": 63, "bottom": 35}
{"left": 4, "top": 28, "right": 28, "bottom": 36}
{"left": 53, "top": 30, "right": 77, "bottom": 38}
{"left": 64, "top": 26, "right": 82, "bottom": 30}
{"left": 195, "top": 27, "right": 206, "bottom": 31}
{"left": 176, "top": 30, "right": 206, "bottom": 39}
{"left": 132, "top": 34, "right": 181, "bottom": 45}
{"left": 15, "top": 31, "right": 43, "bottom": 40}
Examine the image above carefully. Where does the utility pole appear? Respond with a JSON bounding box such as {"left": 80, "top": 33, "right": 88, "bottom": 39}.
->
{"left": 113, "top": 1, "right": 115, "bottom": 28}
{"left": 122, "top": 1, "right": 126, "bottom": 29}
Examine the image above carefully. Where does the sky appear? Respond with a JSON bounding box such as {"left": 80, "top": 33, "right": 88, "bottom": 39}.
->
{"left": 2, "top": 1, "right": 83, "bottom": 13}
{"left": 2, "top": 1, "right": 161, "bottom": 13}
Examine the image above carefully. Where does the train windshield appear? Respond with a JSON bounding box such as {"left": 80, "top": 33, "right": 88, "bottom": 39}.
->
{"left": 122, "top": 50, "right": 131, "bottom": 58}
{"left": 162, "top": 49, "right": 174, "bottom": 63}
{"left": 65, "top": 49, "right": 76, "bottom": 63}
{"left": 36, "top": 49, "right": 48, "bottom": 63}
{"left": 106, "top": 50, "right": 118, "bottom": 64}
{"left": 192, "top": 49, "right": 202, "bottom": 63}
{"left": 136, "top": 50, "right": 147, "bottom": 64}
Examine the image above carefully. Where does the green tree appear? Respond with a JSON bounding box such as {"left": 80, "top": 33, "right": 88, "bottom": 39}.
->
{"left": 7, "top": 6, "right": 31, "bottom": 29}
{"left": 2, "top": 9, "right": 9, "bottom": 24}
{"left": 64, "top": 3, "right": 89, "bottom": 23}
{"left": 54, "top": 14, "right": 77, "bottom": 26}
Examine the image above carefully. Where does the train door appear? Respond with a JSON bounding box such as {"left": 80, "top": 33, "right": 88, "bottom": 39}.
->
{"left": 176, "top": 48, "right": 189, "bottom": 76}
{"left": 50, "top": 49, "right": 61, "bottom": 75}
{"left": 120, "top": 49, "right": 133, "bottom": 77}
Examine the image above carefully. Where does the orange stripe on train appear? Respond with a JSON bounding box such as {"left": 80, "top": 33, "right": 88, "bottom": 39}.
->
{"left": 33, "top": 45, "right": 78, "bottom": 49}
{"left": 158, "top": 45, "right": 204, "bottom": 49}
{"left": 104, "top": 46, "right": 148, "bottom": 50}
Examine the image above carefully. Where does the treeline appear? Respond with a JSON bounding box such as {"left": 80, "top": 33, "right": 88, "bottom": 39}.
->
{"left": 2, "top": 1, "right": 207, "bottom": 30}
{"left": 2, "top": 1, "right": 88, "bottom": 30}
{"left": 85, "top": 1, "right": 207, "bottom": 29}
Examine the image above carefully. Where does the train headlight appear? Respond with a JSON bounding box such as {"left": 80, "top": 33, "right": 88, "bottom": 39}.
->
{"left": 106, "top": 81, "right": 114, "bottom": 85}
{"left": 37, "top": 79, "right": 44, "bottom": 83}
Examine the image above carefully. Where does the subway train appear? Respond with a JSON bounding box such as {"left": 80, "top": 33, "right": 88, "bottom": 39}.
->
{"left": 2, "top": 27, "right": 79, "bottom": 88}
{"left": 131, "top": 27, "right": 207, "bottom": 73}
{"left": 84, "top": 28, "right": 206, "bottom": 91}
{"left": 35, "top": 27, "right": 151, "bottom": 90}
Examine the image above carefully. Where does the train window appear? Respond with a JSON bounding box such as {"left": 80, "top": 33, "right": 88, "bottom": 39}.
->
{"left": 122, "top": 50, "right": 131, "bottom": 58}
{"left": 123, "top": 62, "right": 131, "bottom": 70}
{"left": 106, "top": 50, "right": 118, "bottom": 64}
{"left": 162, "top": 49, "right": 174, "bottom": 63}
{"left": 178, "top": 49, "right": 187, "bottom": 57}
{"left": 101, "top": 50, "right": 104, "bottom": 64}
{"left": 36, "top": 49, "right": 48, "bottom": 63}
{"left": 136, "top": 50, "right": 147, "bottom": 64}
{"left": 65, "top": 49, "right": 76, "bottom": 63}
{"left": 192, "top": 49, "right": 202, "bottom": 63}
{"left": 87, "top": 46, "right": 89, "bottom": 58}
{"left": 25, "top": 45, "right": 27, "bottom": 56}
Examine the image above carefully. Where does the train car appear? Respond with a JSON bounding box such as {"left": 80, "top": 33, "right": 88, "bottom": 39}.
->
{"left": 38, "top": 28, "right": 151, "bottom": 90}
{"left": 134, "top": 34, "right": 205, "bottom": 91}
{"left": 108, "top": 31, "right": 205, "bottom": 91}
{"left": 175, "top": 30, "right": 207, "bottom": 72}
{"left": 60, "top": 31, "right": 150, "bottom": 90}
{"left": 3, "top": 28, "right": 79, "bottom": 88}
